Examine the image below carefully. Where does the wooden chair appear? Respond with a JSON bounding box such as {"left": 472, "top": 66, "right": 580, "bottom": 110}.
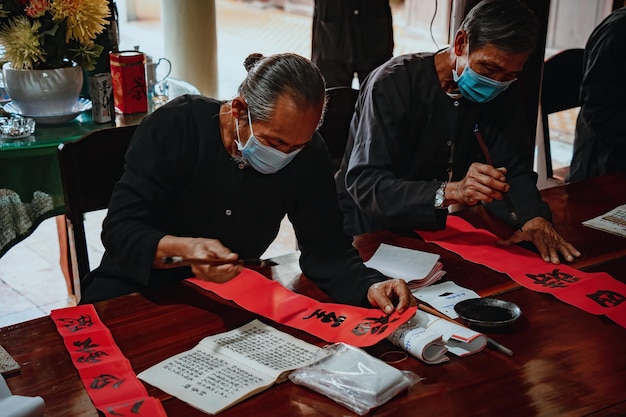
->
{"left": 318, "top": 86, "right": 359, "bottom": 172}
{"left": 57, "top": 125, "right": 137, "bottom": 300}
{"left": 540, "top": 48, "right": 585, "bottom": 181}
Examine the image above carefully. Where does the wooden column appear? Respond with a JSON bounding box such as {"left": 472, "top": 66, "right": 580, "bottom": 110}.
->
{"left": 161, "top": 0, "right": 218, "bottom": 97}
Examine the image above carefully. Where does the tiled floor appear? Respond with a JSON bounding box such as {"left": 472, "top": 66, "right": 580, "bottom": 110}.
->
{"left": 0, "top": 0, "right": 577, "bottom": 328}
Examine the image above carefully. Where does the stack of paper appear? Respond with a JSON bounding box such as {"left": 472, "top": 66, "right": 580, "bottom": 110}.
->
{"left": 387, "top": 310, "right": 487, "bottom": 364}
{"left": 364, "top": 243, "right": 446, "bottom": 289}
{"left": 582, "top": 204, "right": 626, "bottom": 238}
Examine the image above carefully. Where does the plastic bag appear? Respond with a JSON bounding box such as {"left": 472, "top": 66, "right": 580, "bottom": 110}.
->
{"left": 289, "top": 342, "right": 421, "bottom": 415}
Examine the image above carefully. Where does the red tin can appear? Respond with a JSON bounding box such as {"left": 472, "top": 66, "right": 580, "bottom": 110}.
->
{"left": 109, "top": 51, "right": 147, "bottom": 114}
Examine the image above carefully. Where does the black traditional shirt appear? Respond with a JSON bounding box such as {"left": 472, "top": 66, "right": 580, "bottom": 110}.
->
{"left": 568, "top": 8, "right": 626, "bottom": 182}
{"left": 336, "top": 52, "right": 551, "bottom": 235}
{"left": 83, "top": 95, "right": 383, "bottom": 305}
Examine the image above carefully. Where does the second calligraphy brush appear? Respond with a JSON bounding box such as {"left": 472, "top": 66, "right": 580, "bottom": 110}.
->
{"left": 161, "top": 256, "right": 278, "bottom": 267}
{"left": 473, "top": 124, "right": 519, "bottom": 224}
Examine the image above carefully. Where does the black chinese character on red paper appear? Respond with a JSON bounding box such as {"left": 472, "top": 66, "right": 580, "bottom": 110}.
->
{"left": 352, "top": 315, "right": 399, "bottom": 336}
{"left": 526, "top": 269, "right": 580, "bottom": 288}
{"left": 302, "top": 309, "right": 346, "bottom": 327}
{"left": 91, "top": 374, "right": 126, "bottom": 389}
{"left": 131, "top": 77, "right": 146, "bottom": 101}
{"left": 105, "top": 399, "right": 145, "bottom": 415}
{"left": 73, "top": 336, "right": 109, "bottom": 363}
{"left": 586, "top": 290, "right": 626, "bottom": 308}
{"left": 56, "top": 314, "right": 95, "bottom": 332}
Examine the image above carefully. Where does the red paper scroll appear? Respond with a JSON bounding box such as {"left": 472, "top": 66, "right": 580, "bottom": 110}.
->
{"left": 417, "top": 216, "right": 626, "bottom": 328}
{"left": 187, "top": 269, "right": 416, "bottom": 347}
{"left": 51, "top": 305, "right": 167, "bottom": 417}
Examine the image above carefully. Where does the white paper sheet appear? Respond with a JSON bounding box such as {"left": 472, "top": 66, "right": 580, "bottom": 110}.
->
{"left": 412, "top": 281, "right": 480, "bottom": 319}
{"left": 582, "top": 204, "right": 626, "bottom": 238}
{"left": 364, "top": 243, "right": 445, "bottom": 288}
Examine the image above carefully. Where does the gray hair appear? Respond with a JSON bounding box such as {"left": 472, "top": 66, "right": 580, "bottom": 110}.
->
{"left": 237, "top": 52, "right": 326, "bottom": 122}
{"left": 461, "top": 0, "right": 539, "bottom": 54}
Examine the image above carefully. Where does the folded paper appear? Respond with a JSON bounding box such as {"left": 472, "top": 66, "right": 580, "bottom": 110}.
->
{"left": 387, "top": 310, "right": 487, "bottom": 364}
{"left": 50, "top": 305, "right": 167, "bottom": 417}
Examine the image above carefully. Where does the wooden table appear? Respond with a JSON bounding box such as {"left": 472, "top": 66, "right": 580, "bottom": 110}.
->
{"left": 2, "top": 174, "right": 626, "bottom": 416}
{"left": 2, "top": 250, "right": 626, "bottom": 416}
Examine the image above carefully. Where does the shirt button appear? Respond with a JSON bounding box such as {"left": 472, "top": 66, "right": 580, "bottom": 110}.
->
{"left": 446, "top": 140, "right": 453, "bottom": 146}
{"left": 453, "top": 100, "right": 460, "bottom": 107}
{"left": 225, "top": 209, "right": 232, "bottom": 216}
{"left": 353, "top": 9, "right": 359, "bottom": 15}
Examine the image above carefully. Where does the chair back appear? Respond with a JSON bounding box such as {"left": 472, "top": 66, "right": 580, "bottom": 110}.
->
{"left": 540, "top": 48, "right": 585, "bottom": 179}
{"left": 58, "top": 125, "right": 137, "bottom": 300}
{"left": 318, "top": 87, "right": 359, "bottom": 172}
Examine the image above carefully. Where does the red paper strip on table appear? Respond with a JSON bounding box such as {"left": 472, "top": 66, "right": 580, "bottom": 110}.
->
{"left": 188, "top": 269, "right": 416, "bottom": 347}
{"left": 416, "top": 216, "right": 626, "bottom": 328}
{"left": 51, "top": 305, "right": 167, "bottom": 417}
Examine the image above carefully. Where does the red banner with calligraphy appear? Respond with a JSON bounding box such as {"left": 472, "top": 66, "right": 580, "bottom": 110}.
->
{"left": 187, "top": 269, "right": 416, "bottom": 347}
{"left": 51, "top": 305, "right": 167, "bottom": 417}
{"left": 417, "top": 216, "right": 626, "bottom": 328}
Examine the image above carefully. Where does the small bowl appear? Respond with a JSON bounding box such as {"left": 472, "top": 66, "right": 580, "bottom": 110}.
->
{"left": 454, "top": 298, "right": 521, "bottom": 328}
{"left": 0, "top": 116, "right": 35, "bottom": 139}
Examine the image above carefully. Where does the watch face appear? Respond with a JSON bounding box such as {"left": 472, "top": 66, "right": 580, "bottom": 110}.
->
{"left": 435, "top": 182, "right": 446, "bottom": 208}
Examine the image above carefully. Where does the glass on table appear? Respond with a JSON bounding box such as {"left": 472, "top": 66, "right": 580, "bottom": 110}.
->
{"left": 0, "top": 116, "right": 35, "bottom": 139}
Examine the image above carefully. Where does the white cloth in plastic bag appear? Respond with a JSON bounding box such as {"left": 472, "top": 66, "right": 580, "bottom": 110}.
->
{"left": 289, "top": 342, "right": 421, "bottom": 415}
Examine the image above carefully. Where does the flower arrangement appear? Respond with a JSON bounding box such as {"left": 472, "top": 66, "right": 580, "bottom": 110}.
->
{"left": 0, "top": 0, "right": 110, "bottom": 71}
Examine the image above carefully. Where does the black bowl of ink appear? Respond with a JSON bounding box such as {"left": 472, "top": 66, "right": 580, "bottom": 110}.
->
{"left": 454, "top": 298, "right": 521, "bottom": 328}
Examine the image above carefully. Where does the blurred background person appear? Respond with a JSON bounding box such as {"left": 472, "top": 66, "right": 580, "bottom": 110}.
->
{"left": 567, "top": 7, "right": 626, "bottom": 182}
{"left": 311, "top": 0, "right": 394, "bottom": 88}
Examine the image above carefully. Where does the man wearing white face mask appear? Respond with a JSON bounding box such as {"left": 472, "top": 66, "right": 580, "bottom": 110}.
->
{"left": 234, "top": 108, "right": 302, "bottom": 174}
{"left": 82, "top": 52, "right": 415, "bottom": 316}
{"left": 336, "top": 0, "right": 580, "bottom": 265}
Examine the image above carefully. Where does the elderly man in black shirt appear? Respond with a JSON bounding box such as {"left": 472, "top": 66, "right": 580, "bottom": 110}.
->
{"left": 82, "top": 53, "right": 414, "bottom": 315}
{"left": 336, "top": 0, "right": 580, "bottom": 264}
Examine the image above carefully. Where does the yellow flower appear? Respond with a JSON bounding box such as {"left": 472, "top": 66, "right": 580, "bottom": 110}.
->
{"left": 0, "top": 16, "right": 46, "bottom": 70}
{"left": 0, "top": 5, "right": 10, "bottom": 19}
{"left": 50, "top": 0, "right": 110, "bottom": 45}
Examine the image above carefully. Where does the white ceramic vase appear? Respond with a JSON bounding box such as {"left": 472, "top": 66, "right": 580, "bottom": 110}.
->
{"left": 2, "top": 62, "right": 83, "bottom": 116}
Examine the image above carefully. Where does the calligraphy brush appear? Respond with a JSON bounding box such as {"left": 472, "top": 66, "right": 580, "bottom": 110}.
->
{"left": 161, "top": 256, "right": 278, "bottom": 267}
{"left": 418, "top": 303, "right": 513, "bottom": 357}
{"left": 473, "top": 124, "right": 519, "bottom": 225}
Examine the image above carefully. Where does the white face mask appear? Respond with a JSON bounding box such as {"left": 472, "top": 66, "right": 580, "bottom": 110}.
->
{"left": 235, "top": 110, "right": 302, "bottom": 174}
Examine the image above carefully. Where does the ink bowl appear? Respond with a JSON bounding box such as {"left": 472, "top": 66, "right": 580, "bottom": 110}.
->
{"left": 454, "top": 298, "right": 521, "bottom": 329}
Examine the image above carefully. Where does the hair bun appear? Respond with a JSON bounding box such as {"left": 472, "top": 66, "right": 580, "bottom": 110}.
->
{"left": 243, "top": 53, "right": 264, "bottom": 72}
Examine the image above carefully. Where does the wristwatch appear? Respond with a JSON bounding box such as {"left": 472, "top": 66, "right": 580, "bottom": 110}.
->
{"left": 434, "top": 181, "right": 447, "bottom": 209}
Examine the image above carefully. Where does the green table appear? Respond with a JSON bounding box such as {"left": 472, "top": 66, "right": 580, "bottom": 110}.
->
{"left": 0, "top": 112, "right": 107, "bottom": 257}
{"left": 0, "top": 78, "right": 199, "bottom": 258}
